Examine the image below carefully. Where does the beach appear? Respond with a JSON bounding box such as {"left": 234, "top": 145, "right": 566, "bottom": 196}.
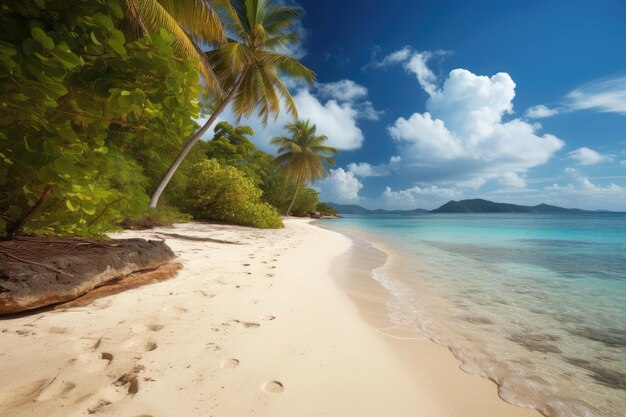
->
{"left": 0, "top": 219, "right": 541, "bottom": 417}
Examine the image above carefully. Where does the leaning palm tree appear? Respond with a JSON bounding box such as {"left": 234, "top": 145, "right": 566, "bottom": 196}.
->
{"left": 149, "top": 0, "right": 315, "bottom": 208}
{"left": 121, "top": 0, "right": 227, "bottom": 95}
{"left": 271, "top": 119, "right": 338, "bottom": 215}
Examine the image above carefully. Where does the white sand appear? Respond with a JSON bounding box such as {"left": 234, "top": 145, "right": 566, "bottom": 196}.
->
{"left": 0, "top": 219, "right": 541, "bottom": 417}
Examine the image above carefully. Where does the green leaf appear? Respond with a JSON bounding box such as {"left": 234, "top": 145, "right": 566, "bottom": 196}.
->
{"left": 90, "top": 31, "right": 102, "bottom": 46}
{"left": 50, "top": 48, "right": 81, "bottom": 68}
{"left": 106, "top": 1, "right": 125, "bottom": 19}
{"left": 66, "top": 199, "right": 78, "bottom": 212}
{"left": 40, "top": 81, "right": 68, "bottom": 97}
{"left": 0, "top": 42, "right": 17, "bottom": 56}
{"left": 31, "top": 27, "right": 54, "bottom": 50}
{"left": 92, "top": 14, "right": 114, "bottom": 30}
{"left": 107, "top": 37, "right": 126, "bottom": 55}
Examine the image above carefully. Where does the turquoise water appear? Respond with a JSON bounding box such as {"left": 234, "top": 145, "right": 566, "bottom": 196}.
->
{"left": 325, "top": 213, "right": 626, "bottom": 417}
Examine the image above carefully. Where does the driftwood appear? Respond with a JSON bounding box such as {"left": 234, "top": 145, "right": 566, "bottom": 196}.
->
{"left": 154, "top": 232, "right": 240, "bottom": 245}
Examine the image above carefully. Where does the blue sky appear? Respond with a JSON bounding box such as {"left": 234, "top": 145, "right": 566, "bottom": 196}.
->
{"left": 221, "top": 0, "right": 626, "bottom": 210}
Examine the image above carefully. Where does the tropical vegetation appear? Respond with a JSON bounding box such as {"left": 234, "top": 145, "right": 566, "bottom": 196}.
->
{"left": 271, "top": 120, "right": 338, "bottom": 215}
{"left": 0, "top": 0, "right": 337, "bottom": 238}
{"left": 149, "top": 0, "right": 315, "bottom": 207}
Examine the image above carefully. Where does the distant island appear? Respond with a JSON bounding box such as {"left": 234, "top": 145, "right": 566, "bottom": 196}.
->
{"left": 328, "top": 199, "right": 610, "bottom": 214}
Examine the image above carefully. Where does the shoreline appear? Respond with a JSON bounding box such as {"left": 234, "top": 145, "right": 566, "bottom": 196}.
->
{"left": 322, "top": 222, "right": 543, "bottom": 417}
{"left": 0, "top": 219, "right": 541, "bottom": 416}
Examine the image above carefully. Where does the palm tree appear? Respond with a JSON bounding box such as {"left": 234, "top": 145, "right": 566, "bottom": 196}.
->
{"left": 148, "top": 0, "right": 315, "bottom": 208}
{"left": 271, "top": 119, "right": 337, "bottom": 215}
{"left": 121, "top": 0, "right": 227, "bottom": 95}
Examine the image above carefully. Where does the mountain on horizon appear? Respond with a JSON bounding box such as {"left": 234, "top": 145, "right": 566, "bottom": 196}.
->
{"left": 327, "top": 199, "right": 607, "bottom": 215}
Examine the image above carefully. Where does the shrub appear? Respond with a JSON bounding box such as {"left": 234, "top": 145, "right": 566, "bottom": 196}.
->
{"left": 121, "top": 206, "right": 192, "bottom": 230}
{"left": 316, "top": 202, "right": 338, "bottom": 216}
{"left": 181, "top": 159, "right": 283, "bottom": 229}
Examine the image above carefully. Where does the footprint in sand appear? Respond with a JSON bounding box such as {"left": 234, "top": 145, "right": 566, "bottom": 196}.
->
{"left": 114, "top": 371, "right": 140, "bottom": 395}
{"left": 243, "top": 263, "right": 251, "bottom": 267}
{"left": 101, "top": 352, "right": 114, "bottom": 365}
{"left": 146, "top": 324, "right": 164, "bottom": 332}
{"left": 263, "top": 316, "right": 276, "bottom": 321}
{"left": 145, "top": 341, "right": 158, "bottom": 352}
{"left": 220, "top": 359, "right": 240, "bottom": 369}
{"left": 87, "top": 399, "right": 112, "bottom": 414}
{"left": 37, "top": 380, "right": 76, "bottom": 402}
{"left": 262, "top": 380, "right": 284, "bottom": 393}
{"left": 232, "top": 320, "right": 260, "bottom": 328}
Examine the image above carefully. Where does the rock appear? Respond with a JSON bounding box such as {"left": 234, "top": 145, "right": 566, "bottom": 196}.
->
{"left": 0, "top": 238, "right": 176, "bottom": 315}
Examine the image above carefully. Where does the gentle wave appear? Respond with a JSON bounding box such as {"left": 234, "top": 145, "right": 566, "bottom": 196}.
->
{"left": 327, "top": 213, "right": 626, "bottom": 417}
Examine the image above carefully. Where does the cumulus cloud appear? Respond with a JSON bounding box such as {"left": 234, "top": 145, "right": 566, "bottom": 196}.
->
{"left": 316, "top": 168, "right": 363, "bottom": 203}
{"left": 473, "top": 167, "right": 626, "bottom": 211}
{"left": 378, "top": 50, "right": 564, "bottom": 185}
{"left": 525, "top": 104, "right": 561, "bottom": 119}
{"left": 568, "top": 147, "right": 610, "bottom": 165}
{"left": 213, "top": 79, "right": 380, "bottom": 152}
{"left": 381, "top": 184, "right": 462, "bottom": 209}
{"left": 347, "top": 156, "right": 401, "bottom": 177}
{"left": 536, "top": 168, "right": 626, "bottom": 210}
{"left": 499, "top": 172, "right": 527, "bottom": 188}
{"left": 567, "top": 76, "right": 626, "bottom": 115}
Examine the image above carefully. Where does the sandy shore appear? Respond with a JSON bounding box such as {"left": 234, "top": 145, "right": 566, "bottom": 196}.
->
{"left": 0, "top": 219, "right": 541, "bottom": 417}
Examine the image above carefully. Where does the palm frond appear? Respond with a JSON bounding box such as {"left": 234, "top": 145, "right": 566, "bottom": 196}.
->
{"left": 122, "top": 0, "right": 225, "bottom": 96}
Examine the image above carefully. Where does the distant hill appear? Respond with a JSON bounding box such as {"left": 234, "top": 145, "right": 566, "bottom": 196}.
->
{"left": 431, "top": 199, "right": 587, "bottom": 213}
{"left": 326, "top": 203, "right": 428, "bottom": 215}
{"left": 327, "top": 199, "right": 595, "bottom": 215}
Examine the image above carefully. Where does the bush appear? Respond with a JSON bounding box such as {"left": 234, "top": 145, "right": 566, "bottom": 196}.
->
{"left": 121, "top": 206, "right": 192, "bottom": 230}
{"left": 181, "top": 159, "right": 283, "bottom": 229}
{"left": 316, "top": 202, "right": 338, "bottom": 216}
{"left": 291, "top": 187, "right": 320, "bottom": 215}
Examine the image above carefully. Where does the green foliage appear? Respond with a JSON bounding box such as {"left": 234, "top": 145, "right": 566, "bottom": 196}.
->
{"left": 271, "top": 119, "right": 337, "bottom": 215}
{"left": 316, "top": 202, "right": 337, "bottom": 216}
{"left": 291, "top": 187, "right": 319, "bottom": 215}
{"left": 181, "top": 159, "right": 283, "bottom": 229}
{"left": 260, "top": 174, "right": 321, "bottom": 215}
{"left": 205, "top": 121, "right": 274, "bottom": 185}
{"left": 121, "top": 206, "right": 192, "bottom": 229}
{"left": 0, "top": 0, "right": 200, "bottom": 236}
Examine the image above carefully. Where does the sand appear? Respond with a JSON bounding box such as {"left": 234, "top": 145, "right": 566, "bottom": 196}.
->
{"left": 0, "top": 219, "right": 542, "bottom": 417}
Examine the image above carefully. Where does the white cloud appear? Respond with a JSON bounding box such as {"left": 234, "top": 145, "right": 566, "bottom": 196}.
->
{"left": 371, "top": 47, "right": 448, "bottom": 95}
{"left": 368, "top": 46, "right": 413, "bottom": 68}
{"left": 316, "top": 79, "right": 368, "bottom": 102}
{"left": 347, "top": 156, "right": 401, "bottom": 177}
{"left": 404, "top": 51, "right": 440, "bottom": 95}
{"left": 381, "top": 185, "right": 462, "bottom": 209}
{"left": 538, "top": 168, "right": 626, "bottom": 210}
{"left": 316, "top": 168, "right": 363, "bottom": 203}
{"left": 213, "top": 79, "right": 379, "bottom": 152}
{"left": 525, "top": 104, "right": 561, "bottom": 119}
{"left": 568, "top": 147, "right": 610, "bottom": 166}
{"left": 383, "top": 55, "right": 564, "bottom": 185}
{"left": 499, "top": 172, "right": 527, "bottom": 188}
{"left": 567, "top": 76, "right": 626, "bottom": 115}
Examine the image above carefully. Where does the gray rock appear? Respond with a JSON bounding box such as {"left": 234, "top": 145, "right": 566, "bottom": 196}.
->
{"left": 0, "top": 238, "right": 176, "bottom": 315}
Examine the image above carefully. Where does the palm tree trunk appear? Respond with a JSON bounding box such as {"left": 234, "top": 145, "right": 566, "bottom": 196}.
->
{"left": 149, "top": 74, "right": 246, "bottom": 208}
{"left": 285, "top": 174, "right": 302, "bottom": 216}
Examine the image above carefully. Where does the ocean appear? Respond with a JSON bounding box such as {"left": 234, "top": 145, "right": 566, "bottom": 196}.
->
{"left": 324, "top": 213, "right": 626, "bottom": 417}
